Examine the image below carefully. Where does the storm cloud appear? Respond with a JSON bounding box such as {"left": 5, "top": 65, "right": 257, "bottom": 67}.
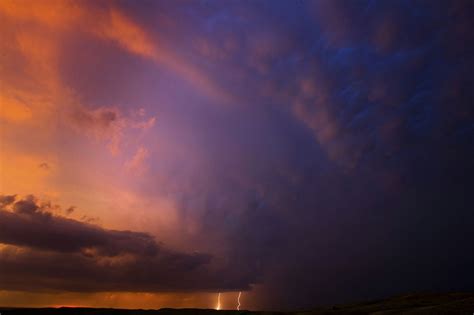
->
{"left": 0, "top": 195, "right": 160, "bottom": 256}
{"left": 123, "top": 0, "right": 474, "bottom": 309}
{"left": 1, "top": 0, "right": 473, "bottom": 310}
{"left": 0, "top": 195, "right": 255, "bottom": 293}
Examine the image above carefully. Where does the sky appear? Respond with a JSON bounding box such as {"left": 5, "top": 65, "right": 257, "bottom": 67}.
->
{"left": 0, "top": 0, "right": 473, "bottom": 311}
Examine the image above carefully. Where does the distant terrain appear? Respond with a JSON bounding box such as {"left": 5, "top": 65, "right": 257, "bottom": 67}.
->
{"left": 1, "top": 292, "right": 474, "bottom": 314}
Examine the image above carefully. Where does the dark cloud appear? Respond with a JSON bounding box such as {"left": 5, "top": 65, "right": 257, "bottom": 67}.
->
{"left": 0, "top": 194, "right": 158, "bottom": 256}
{"left": 0, "top": 195, "right": 255, "bottom": 292}
{"left": 1, "top": 0, "right": 473, "bottom": 310}
{"left": 0, "top": 244, "right": 218, "bottom": 292}
{"left": 65, "top": 206, "right": 75, "bottom": 215}
{"left": 117, "top": 0, "right": 474, "bottom": 310}
{"left": 0, "top": 194, "right": 16, "bottom": 206}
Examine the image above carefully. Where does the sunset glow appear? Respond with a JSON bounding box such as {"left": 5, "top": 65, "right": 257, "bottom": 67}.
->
{"left": 1, "top": 0, "right": 473, "bottom": 311}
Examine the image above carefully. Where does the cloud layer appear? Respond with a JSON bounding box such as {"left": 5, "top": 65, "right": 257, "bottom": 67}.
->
{"left": 0, "top": 195, "right": 254, "bottom": 293}
{"left": 1, "top": 0, "right": 473, "bottom": 310}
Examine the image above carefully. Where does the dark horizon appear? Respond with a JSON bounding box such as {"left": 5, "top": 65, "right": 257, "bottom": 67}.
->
{"left": 0, "top": 0, "right": 473, "bottom": 311}
{"left": 1, "top": 292, "right": 474, "bottom": 314}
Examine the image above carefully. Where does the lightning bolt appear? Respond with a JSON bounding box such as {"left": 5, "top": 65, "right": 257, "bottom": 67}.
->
{"left": 237, "top": 291, "right": 242, "bottom": 310}
{"left": 216, "top": 292, "right": 221, "bottom": 310}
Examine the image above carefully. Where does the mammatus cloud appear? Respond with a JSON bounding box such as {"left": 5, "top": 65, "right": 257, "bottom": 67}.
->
{"left": 0, "top": 195, "right": 257, "bottom": 293}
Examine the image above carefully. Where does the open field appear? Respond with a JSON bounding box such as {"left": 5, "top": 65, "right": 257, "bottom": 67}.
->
{"left": 1, "top": 292, "right": 474, "bottom": 314}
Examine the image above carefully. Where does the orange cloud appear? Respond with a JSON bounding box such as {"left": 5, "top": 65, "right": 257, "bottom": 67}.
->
{"left": 0, "top": 148, "right": 56, "bottom": 197}
{"left": 97, "top": 9, "right": 157, "bottom": 60}
{"left": 0, "top": 1, "right": 161, "bottom": 233}
{"left": 94, "top": 8, "right": 233, "bottom": 104}
{"left": 0, "top": 0, "right": 83, "bottom": 28}
{"left": 0, "top": 94, "right": 32, "bottom": 123}
{"left": 1, "top": 1, "right": 232, "bottom": 105}
{"left": 125, "top": 146, "right": 149, "bottom": 174}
